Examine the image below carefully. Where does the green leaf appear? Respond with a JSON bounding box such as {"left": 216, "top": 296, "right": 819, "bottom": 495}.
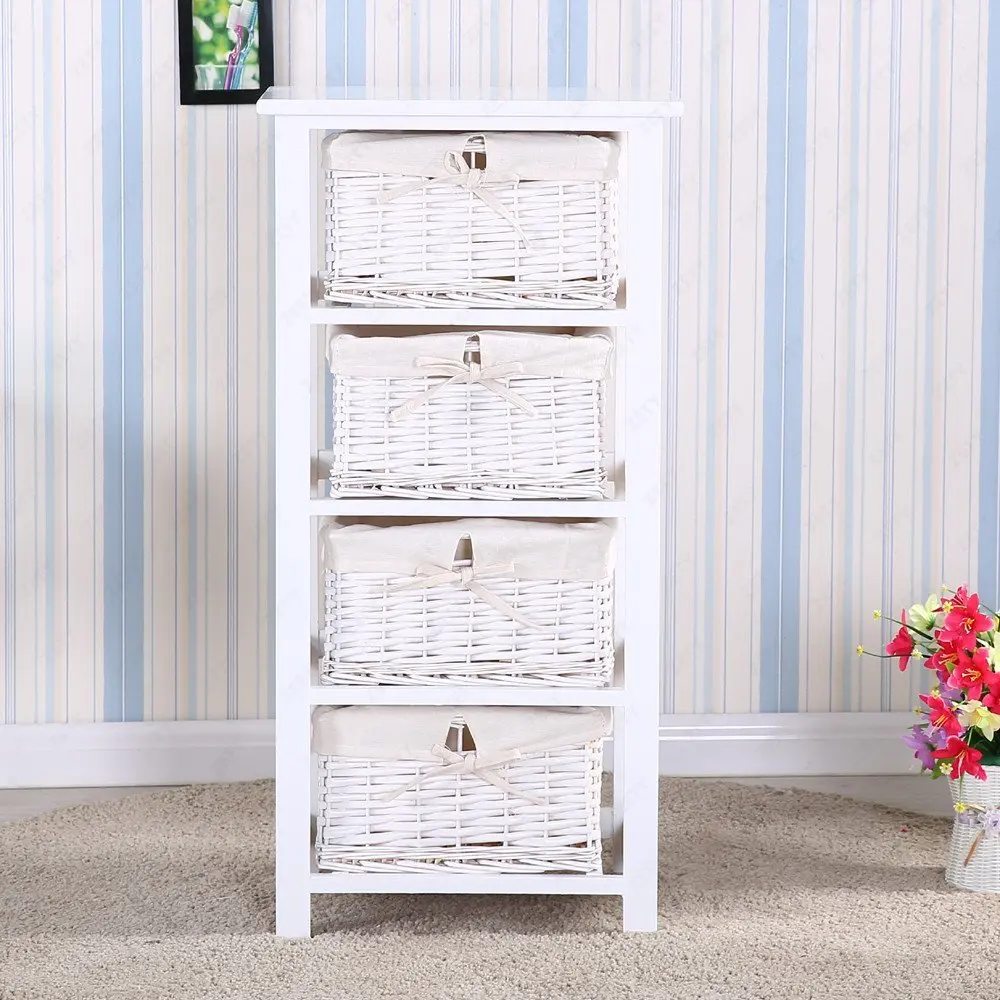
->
{"left": 965, "top": 730, "right": 1000, "bottom": 766}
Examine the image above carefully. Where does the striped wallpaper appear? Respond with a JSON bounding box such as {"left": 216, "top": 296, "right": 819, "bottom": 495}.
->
{"left": 0, "top": 0, "right": 997, "bottom": 723}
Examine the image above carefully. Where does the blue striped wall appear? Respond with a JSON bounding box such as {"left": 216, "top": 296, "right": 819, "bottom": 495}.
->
{"left": 0, "top": 0, "right": 997, "bottom": 722}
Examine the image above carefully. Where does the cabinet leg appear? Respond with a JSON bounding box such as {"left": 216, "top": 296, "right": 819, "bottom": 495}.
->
{"left": 622, "top": 883, "right": 658, "bottom": 933}
{"left": 276, "top": 887, "right": 311, "bottom": 939}
{"left": 619, "top": 698, "right": 660, "bottom": 932}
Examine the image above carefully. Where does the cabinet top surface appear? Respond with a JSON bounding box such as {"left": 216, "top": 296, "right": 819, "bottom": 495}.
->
{"left": 256, "top": 86, "right": 682, "bottom": 119}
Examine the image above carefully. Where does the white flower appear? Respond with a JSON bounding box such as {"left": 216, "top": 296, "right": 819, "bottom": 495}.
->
{"left": 957, "top": 700, "right": 1000, "bottom": 741}
{"left": 907, "top": 594, "right": 941, "bottom": 632}
{"left": 988, "top": 632, "right": 1000, "bottom": 670}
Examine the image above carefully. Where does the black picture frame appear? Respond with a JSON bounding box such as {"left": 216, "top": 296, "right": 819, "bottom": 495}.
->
{"left": 177, "top": 0, "right": 274, "bottom": 105}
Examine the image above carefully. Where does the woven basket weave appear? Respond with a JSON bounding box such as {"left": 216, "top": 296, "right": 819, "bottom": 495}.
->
{"left": 320, "top": 519, "right": 615, "bottom": 687}
{"left": 947, "top": 765, "right": 1000, "bottom": 893}
{"left": 313, "top": 706, "right": 608, "bottom": 874}
{"left": 327, "top": 331, "right": 612, "bottom": 499}
{"left": 321, "top": 131, "right": 619, "bottom": 307}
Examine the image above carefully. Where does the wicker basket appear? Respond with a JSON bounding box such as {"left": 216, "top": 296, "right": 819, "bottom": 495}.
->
{"left": 321, "top": 131, "right": 619, "bottom": 307}
{"left": 946, "top": 765, "right": 1000, "bottom": 893}
{"left": 327, "top": 330, "right": 612, "bottom": 499}
{"left": 319, "top": 519, "right": 615, "bottom": 687}
{"left": 313, "top": 705, "right": 609, "bottom": 873}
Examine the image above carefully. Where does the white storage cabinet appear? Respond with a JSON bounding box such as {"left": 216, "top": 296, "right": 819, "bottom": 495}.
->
{"left": 258, "top": 87, "right": 681, "bottom": 937}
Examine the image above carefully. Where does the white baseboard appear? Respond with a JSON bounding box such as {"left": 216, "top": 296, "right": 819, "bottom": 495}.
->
{"left": 657, "top": 712, "right": 918, "bottom": 777}
{"left": 0, "top": 713, "right": 918, "bottom": 788}
{"left": 0, "top": 720, "right": 276, "bottom": 788}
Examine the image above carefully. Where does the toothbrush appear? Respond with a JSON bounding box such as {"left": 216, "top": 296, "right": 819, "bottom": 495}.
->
{"left": 233, "top": 2, "right": 258, "bottom": 88}
{"left": 223, "top": 1, "right": 257, "bottom": 90}
{"left": 224, "top": 3, "right": 245, "bottom": 90}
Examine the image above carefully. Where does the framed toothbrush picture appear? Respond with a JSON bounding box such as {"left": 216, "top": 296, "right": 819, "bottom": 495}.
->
{"left": 178, "top": 0, "right": 274, "bottom": 105}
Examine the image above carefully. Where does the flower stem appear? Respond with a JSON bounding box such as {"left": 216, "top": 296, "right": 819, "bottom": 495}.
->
{"left": 880, "top": 614, "right": 936, "bottom": 642}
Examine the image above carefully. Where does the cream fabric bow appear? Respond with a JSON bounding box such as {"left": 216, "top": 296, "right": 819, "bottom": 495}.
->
{"left": 387, "top": 561, "right": 541, "bottom": 630}
{"left": 375, "top": 148, "right": 536, "bottom": 250}
{"left": 389, "top": 356, "right": 538, "bottom": 422}
{"left": 379, "top": 743, "right": 543, "bottom": 805}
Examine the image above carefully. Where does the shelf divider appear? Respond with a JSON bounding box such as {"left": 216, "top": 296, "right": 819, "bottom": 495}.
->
{"left": 308, "top": 678, "right": 628, "bottom": 707}
{"left": 309, "top": 870, "right": 626, "bottom": 896}
{"left": 308, "top": 305, "right": 630, "bottom": 327}
{"left": 308, "top": 498, "right": 627, "bottom": 519}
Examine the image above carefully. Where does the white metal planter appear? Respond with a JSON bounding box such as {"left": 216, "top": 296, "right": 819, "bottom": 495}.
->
{"left": 319, "top": 519, "right": 615, "bottom": 687}
{"left": 327, "top": 330, "right": 612, "bottom": 499}
{"left": 947, "top": 764, "right": 1000, "bottom": 893}
{"left": 313, "top": 705, "right": 609, "bottom": 874}
{"left": 321, "top": 131, "right": 620, "bottom": 307}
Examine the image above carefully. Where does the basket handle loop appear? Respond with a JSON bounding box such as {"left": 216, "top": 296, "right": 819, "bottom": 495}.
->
{"left": 444, "top": 717, "right": 476, "bottom": 753}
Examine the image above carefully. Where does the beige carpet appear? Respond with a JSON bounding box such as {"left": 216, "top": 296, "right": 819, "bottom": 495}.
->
{"left": 1, "top": 780, "right": 998, "bottom": 1000}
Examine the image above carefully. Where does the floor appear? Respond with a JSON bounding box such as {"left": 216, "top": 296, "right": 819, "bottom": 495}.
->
{"left": 0, "top": 774, "right": 954, "bottom": 824}
{"left": 0, "top": 775, "right": 980, "bottom": 1000}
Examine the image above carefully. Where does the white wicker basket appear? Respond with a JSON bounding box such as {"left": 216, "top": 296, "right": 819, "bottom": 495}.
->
{"left": 319, "top": 519, "right": 615, "bottom": 687}
{"left": 313, "top": 705, "right": 609, "bottom": 873}
{"left": 327, "top": 331, "right": 612, "bottom": 499}
{"left": 946, "top": 765, "right": 1000, "bottom": 893}
{"left": 321, "top": 131, "right": 619, "bottom": 307}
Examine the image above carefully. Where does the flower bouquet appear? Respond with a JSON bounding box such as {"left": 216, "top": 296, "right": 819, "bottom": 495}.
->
{"left": 859, "top": 585, "right": 1000, "bottom": 892}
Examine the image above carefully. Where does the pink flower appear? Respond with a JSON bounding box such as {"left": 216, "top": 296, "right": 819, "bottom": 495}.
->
{"left": 929, "top": 630, "right": 977, "bottom": 683}
{"left": 918, "top": 694, "right": 964, "bottom": 736}
{"left": 984, "top": 674, "right": 1000, "bottom": 713}
{"left": 932, "top": 736, "right": 987, "bottom": 781}
{"left": 942, "top": 591, "right": 994, "bottom": 639}
{"left": 946, "top": 647, "right": 998, "bottom": 702}
{"left": 885, "top": 612, "right": 916, "bottom": 671}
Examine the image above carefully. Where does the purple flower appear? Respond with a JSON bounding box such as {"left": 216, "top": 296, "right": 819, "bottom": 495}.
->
{"left": 983, "top": 810, "right": 1000, "bottom": 834}
{"left": 902, "top": 724, "right": 948, "bottom": 770}
{"left": 938, "top": 681, "right": 963, "bottom": 705}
